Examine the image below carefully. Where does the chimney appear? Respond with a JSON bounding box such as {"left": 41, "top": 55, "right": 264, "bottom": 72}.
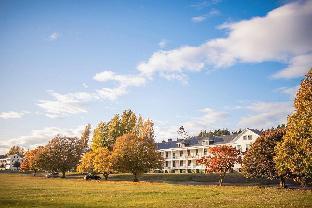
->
{"left": 168, "top": 139, "right": 172, "bottom": 142}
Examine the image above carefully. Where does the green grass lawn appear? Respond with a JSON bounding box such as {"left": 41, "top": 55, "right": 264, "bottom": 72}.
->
{"left": 0, "top": 174, "right": 311, "bottom": 208}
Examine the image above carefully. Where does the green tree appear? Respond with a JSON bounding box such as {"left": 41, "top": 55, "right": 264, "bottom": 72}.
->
{"left": 91, "top": 121, "right": 110, "bottom": 150}
{"left": 112, "top": 133, "right": 163, "bottom": 182}
{"left": 120, "top": 110, "right": 137, "bottom": 135}
{"left": 242, "top": 128, "right": 286, "bottom": 187}
{"left": 275, "top": 69, "right": 312, "bottom": 186}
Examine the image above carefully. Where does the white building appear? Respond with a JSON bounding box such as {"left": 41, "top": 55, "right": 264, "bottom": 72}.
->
{"left": 0, "top": 154, "right": 23, "bottom": 171}
{"left": 156, "top": 128, "right": 261, "bottom": 173}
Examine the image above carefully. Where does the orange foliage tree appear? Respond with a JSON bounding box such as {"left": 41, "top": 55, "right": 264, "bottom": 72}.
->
{"left": 197, "top": 145, "right": 241, "bottom": 186}
{"left": 20, "top": 146, "right": 44, "bottom": 175}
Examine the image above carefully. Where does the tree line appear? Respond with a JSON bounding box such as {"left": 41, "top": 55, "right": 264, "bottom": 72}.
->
{"left": 20, "top": 110, "right": 163, "bottom": 181}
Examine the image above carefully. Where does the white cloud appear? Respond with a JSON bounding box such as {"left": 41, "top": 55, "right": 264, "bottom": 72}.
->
{"left": 138, "top": 1, "right": 312, "bottom": 80}
{"left": 183, "top": 108, "right": 228, "bottom": 134}
{"left": 192, "top": 15, "right": 207, "bottom": 23}
{"left": 272, "top": 53, "right": 312, "bottom": 79}
{"left": 96, "top": 86, "right": 127, "bottom": 101}
{"left": 0, "top": 126, "right": 85, "bottom": 154}
{"left": 158, "top": 39, "right": 168, "bottom": 49}
{"left": 238, "top": 101, "right": 293, "bottom": 129}
{"left": 0, "top": 111, "right": 29, "bottom": 119}
{"left": 37, "top": 91, "right": 99, "bottom": 118}
{"left": 49, "top": 32, "right": 60, "bottom": 41}
{"left": 154, "top": 107, "right": 228, "bottom": 140}
{"left": 275, "top": 85, "right": 299, "bottom": 97}
{"left": 93, "top": 70, "right": 146, "bottom": 87}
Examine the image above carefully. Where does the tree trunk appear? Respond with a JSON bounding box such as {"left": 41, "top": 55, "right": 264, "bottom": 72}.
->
{"left": 279, "top": 175, "right": 286, "bottom": 188}
{"left": 103, "top": 172, "right": 109, "bottom": 180}
{"left": 33, "top": 170, "right": 37, "bottom": 176}
{"left": 133, "top": 172, "right": 139, "bottom": 182}
{"left": 61, "top": 171, "right": 66, "bottom": 178}
{"left": 219, "top": 174, "right": 224, "bottom": 186}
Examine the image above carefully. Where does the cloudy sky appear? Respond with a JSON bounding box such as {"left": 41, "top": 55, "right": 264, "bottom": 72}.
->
{"left": 0, "top": 0, "right": 311, "bottom": 154}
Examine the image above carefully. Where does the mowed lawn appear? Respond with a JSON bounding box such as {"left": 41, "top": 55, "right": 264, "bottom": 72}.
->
{"left": 0, "top": 174, "right": 311, "bottom": 208}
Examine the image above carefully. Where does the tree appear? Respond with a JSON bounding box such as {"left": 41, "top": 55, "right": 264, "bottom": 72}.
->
{"left": 40, "top": 135, "right": 84, "bottom": 178}
{"left": 91, "top": 121, "right": 110, "bottom": 150}
{"left": 77, "top": 151, "right": 96, "bottom": 174}
{"left": 120, "top": 110, "right": 137, "bottom": 135}
{"left": 111, "top": 133, "right": 163, "bottom": 182}
{"left": 275, "top": 69, "right": 312, "bottom": 186}
{"left": 242, "top": 128, "right": 287, "bottom": 187}
{"left": 93, "top": 147, "right": 112, "bottom": 180}
{"left": 80, "top": 124, "right": 91, "bottom": 153}
{"left": 197, "top": 145, "right": 241, "bottom": 186}
{"left": 7, "top": 146, "right": 24, "bottom": 157}
{"left": 12, "top": 161, "right": 20, "bottom": 169}
{"left": 177, "top": 126, "right": 189, "bottom": 140}
{"left": 20, "top": 146, "right": 44, "bottom": 175}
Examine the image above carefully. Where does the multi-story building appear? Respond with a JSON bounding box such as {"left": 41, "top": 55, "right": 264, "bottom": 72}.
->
{"left": 0, "top": 154, "right": 23, "bottom": 170}
{"left": 156, "top": 128, "right": 261, "bottom": 173}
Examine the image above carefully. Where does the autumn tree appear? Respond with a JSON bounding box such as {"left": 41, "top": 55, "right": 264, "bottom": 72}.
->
{"left": 80, "top": 124, "right": 91, "bottom": 153}
{"left": 91, "top": 110, "right": 148, "bottom": 151}
{"left": 91, "top": 121, "right": 110, "bottom": 150}
{"left": 7, "top": 145, "right": 24, "bottom": 156}
{"left": 20, "top": 146, "right": 44, "bottom": 176}
{"left": 275, "top": 69, "right": 312, "bottom": 186}
{"left": 242, "top": 128, "right": 286, "bottom": 187}
{"left": 40, "top": 135, "right": 84, "bottom": 178}
{"left": 77, "top": 147, "right": 112, "bottom": 180}
{"left": 112, "top": 133, "right": 163, "bottom": 182}
{"left": 77, "top": 151, "right": 96, "bottom": 174}
{"left": 93, "top": 147, "right": 112, "bottom": 180}
{"left": 197, "top": 145, "right": 241, "bottom": 186}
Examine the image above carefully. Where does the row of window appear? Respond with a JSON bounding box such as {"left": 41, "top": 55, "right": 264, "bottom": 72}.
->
{"left": 165, "top": 149, "right": 208, "bottom": 158}
{"left": 165, "top": 160, "right": 193, "bottom": 167}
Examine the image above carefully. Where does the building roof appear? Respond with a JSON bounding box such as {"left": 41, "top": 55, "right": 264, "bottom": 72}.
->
{"left": 156, "top": 134, "right": 238, "bottom": 150}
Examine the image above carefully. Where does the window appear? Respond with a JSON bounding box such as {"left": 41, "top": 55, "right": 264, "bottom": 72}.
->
{"left": 180, "top": 151, "right": 183, "bottom": 157}
{"left": 243, "top": 136, "right": 247, "bottom": 140}
{"left": 195, "top": 149, "right": 199, "bottom": 155}
{"left": 173, "top": 161, "right": 176, "bottom": 167}
{"left": 165, "top": 161, "right": 168, "bottom": 167}
{"left": 172, "top": 152, "right": 175, "bottom": 159}
{"left": 204, "top": 149, "right": 207, "bottom": 155}
{"left": 165, "top": 152, "right": 169, "bottom": 158}
{"left": 187, "top": 150, "right": 191, "bottom": 156}
{"left": 188, "top": 160, "right": 191, "bottom": 166}
{"left": 180, "top": 160, "right": 183, "bottom": 166}
{"left": 246, "top": 144, "right": 250, "bottom": 151}
{"left": 248, "top": 135, "right": 252, "bottom": 140}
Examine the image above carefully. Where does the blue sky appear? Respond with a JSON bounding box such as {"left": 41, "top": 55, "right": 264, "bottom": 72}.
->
{"left": 0, "top": 0, "right": 311, "bottom": 153}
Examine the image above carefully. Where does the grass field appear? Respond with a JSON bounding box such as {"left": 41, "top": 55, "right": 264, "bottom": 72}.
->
{"left": 0, "top": 174, "right": 311, "bottom": 208}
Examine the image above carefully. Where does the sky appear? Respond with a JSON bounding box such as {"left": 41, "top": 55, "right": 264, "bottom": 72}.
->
{"left": 0, "top": 0, "right": 311, "bottom": 154}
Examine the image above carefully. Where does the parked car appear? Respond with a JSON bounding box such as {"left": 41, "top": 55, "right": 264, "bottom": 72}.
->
{"left": 84, "top": 173, "right": 101, "bottom": 180}
{"left": 45, "top": 172, "right": 59, "bottom": 178}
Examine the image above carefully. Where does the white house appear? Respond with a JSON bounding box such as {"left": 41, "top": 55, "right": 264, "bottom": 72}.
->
{"left": 156, "top": 128, "right": 261, "bottom": 173}
{"left": 0, "top": 154, "right": 23, "bottom": 171}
